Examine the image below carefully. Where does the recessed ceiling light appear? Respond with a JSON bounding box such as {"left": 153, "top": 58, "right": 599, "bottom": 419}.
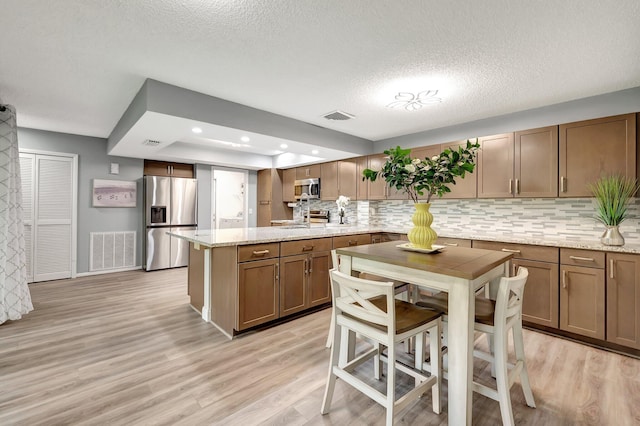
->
{"left": 387, "top": 90, "right": 442, "bottom": 111}
{"left": 280, "top": 143, "right": 288, "bottom": 149}
{"left": 312, "top": 149, "right": 319, "bottom": 155}
{"left": 240, "top": 136, "right": 250, "bottom": 142}
{"left": 192, "top": 127, "right": 203, "bottom": 134}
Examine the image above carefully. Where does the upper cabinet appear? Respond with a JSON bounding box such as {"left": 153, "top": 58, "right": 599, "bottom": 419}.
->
{"left": 282, "top": 168, "right": 297, "bottom": 203}
{"left": 366, "top": 154, "right": 387, "bottom": 200}
{"left": 559, "top": 113, "right": 636, "bottom": 197}
{"left": 296, "top": 164, "right": 321, "bottom": 179}
{"left": 320, "top": 159, "right": 357, "bottom": 200}
{"left": 144, "top": 160, "right": 194, "bottom": 178}
{"left": 356, "top": 156, "right": 368, "bottom": 200}
{"left": 441, "top": 141, "right": 478, "bottom": 199}
{"left": 477, "top": 127, "right": 558, "bottom": 198}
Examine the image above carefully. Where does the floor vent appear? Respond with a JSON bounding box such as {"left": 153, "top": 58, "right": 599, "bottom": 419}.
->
{"left": 323, "top": 110, "right": 355, "bottom": 121}
{"left": 90, "top": 231, "right": 136, "bottom": 272}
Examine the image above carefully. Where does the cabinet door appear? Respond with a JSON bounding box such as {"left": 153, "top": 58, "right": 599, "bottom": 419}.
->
{"left": 515, "top": 126, "right": 558, "bottom": 198}
{"left": 356, "top": 156, "right": 368, "bottom": 200}
{"left": 441, "top": 141, "right": 477, "bottom": 199}
{"left": 320, "top": 162, "right": 338, "bottom": 200}
{"left": 477, "top": 133, "right": 515, "bottom": 198}
{"left": 238, "top": 259, "right": 279, "bottom": 330}
{"left": 435, "top": 237, "right": 472, "bottom": 248}
{"left": 607, "top": 253, "right": 640, "bottom": 349}
{"left": 282, "top": 168, "right": 297, "bottom": 202}
{"left": 279, "top": 254, "right": 308, "bottom": 316}
{"left": 559, "top": 113, "right": 636, "bottom": 197}
{"left": 170, "top": 162, "right": 195, "bottom": 178}
{"left": 367, "top": 154, "right": 388, "bottom": 200}
{"left": 411, "top": 145, "right": 441, "bottom": 201}
{"left": 308, "top": 252, "right": 331, "bottom": 307}
{"left": 296, "top": 164, "right": 321, "bottom": 179}
{"left": 514, "top": 259, "right": 559, "bottom": 328}
{"left": 559, "top": 265, "right": 605, "bottom": 339}
{"left": 338, "top": 160, "right": 357, "bottom": 199}
{"left": 144, "top": 160, "right": 172, "bottom": 177}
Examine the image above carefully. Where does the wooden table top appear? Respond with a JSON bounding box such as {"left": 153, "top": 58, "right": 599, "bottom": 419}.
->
{"left": 335, "top": 241, "right": 513, "bottom": 280}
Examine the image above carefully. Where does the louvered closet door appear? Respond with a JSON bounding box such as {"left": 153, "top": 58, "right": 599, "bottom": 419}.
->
{"left": 19, "top": 153, "right": 35, "bottom": 282}
{"left": 34, "top": 155, "right": 74, "bottom": 281}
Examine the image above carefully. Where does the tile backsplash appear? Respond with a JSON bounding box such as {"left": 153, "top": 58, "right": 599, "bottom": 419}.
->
{"left": 305, "top": 197, "right": 640, "bottom": 245}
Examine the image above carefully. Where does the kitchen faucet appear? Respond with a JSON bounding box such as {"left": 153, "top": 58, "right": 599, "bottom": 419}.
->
{"left": 300, "top": 193, "right": 311, "bottom": 228}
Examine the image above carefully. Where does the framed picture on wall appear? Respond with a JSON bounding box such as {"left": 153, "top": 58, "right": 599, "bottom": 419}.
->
{"left": 92, "top": 179, "right": 137, "bottom": 208}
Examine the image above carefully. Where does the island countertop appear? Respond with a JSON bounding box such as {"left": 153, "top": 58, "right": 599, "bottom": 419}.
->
{"left": 168, "top": 225, "right": 640, "bottom": 254}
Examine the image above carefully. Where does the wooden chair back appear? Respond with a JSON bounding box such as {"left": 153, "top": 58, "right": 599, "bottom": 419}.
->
{"left": 494, "top": 266, "right": 529, "bottom": 327}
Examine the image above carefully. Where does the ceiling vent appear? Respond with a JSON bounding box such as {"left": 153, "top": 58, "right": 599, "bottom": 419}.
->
{"left": 323, "top": 110, "right": 355, "bottom": 121}
{"left": 142, "top": 139, "right": 162, "bottom": 146}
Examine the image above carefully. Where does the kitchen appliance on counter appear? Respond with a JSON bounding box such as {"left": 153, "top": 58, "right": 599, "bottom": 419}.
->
{"left": 144, "top": 176, "right": 197, "bottom": 271}
{"left": 304, "top": 209, "right": 330, "bottom": 223}
{"left": 294, "top": 178, "right": 320, "bottom": 200}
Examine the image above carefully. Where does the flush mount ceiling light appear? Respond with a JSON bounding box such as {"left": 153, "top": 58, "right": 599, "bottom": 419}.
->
{"left": 208, "top": 139, "right": 251, "bottom": 148}
{"left": 311, "top": 149, "right": 319, "bottom": 155}
{"left": 191, "top": 127, "right": 203, "bottom": 134}
{"left": 280, "top": 143, "right": 288, "bottom": 149}
{"left": 386, "top": 90, "right": 442, "bottom": 111}
{"left": 240, "top": 136, "right": 250, "bottom": 142}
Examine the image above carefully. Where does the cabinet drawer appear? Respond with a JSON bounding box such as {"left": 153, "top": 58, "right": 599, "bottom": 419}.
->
{"left": 436, "top": 237, "right": 471, "bottom": 248}
{"left": 238, "top": 243, "right": 280, "bottom": 262}
{"left": 472, "top": 240, "right": 558, "bottom": 263}
{"left": 333, "top": 234, "right": 372, "bottom": 249}
{"left": 560, "top": 248, "right": 605, "bottom": 269}
{"left": 371, "top": 233, "right": 407, "bottom": 243}
{"left": 280, "top": 238, "right": 332, "bottom": 256}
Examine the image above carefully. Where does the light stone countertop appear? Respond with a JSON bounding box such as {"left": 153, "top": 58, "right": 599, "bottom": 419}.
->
{"left": 169, "top": 225, "right": 640, "bottom": 254}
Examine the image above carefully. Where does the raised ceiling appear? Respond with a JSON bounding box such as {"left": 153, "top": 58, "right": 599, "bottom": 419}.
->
{"left": 1, "top": 1, "right": 639, "bottom": 168}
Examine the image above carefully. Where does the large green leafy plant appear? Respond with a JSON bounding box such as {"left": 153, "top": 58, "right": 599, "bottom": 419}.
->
{"left": 362, "top": 140, "right": 480, "bottom": 203}
{"left": 588, "top": 175, "right": 639, "bottom": 226}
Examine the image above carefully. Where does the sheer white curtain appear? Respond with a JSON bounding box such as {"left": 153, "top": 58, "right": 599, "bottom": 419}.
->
{"left": 0, "top": 104, "right": 32, "bottom": 324}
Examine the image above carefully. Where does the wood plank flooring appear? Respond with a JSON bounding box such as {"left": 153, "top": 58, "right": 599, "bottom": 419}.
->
{"left": 1, "top": 268, "right": 639, "bottom": 425}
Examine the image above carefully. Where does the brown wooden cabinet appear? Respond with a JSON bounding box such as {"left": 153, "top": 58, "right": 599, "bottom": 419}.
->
{"left": 559, "top": 249, "right": 605, "bottom": 340}
{"left": 606, "top": 252, "right": 640, "bottom": 349}
{"left": 296, "top": 164, "right": 321, "bottom": 179}
{"left": 441, "top": 141, "right": 478, "bottom": 199}
{"left": 366, "top": 154, "right": 406, "bottom": 200}
{"left": 320, "top": 162, "right": 338, "bottom": 201}
{"left": 333, "top": 233, "right": 372, "bottom": 249}
{"left": 257, "top": 168, "right": 291, "bottom": 226}
{"left": 477, "top": 133, "right": 514, "bottom": 198}
{"left": 435, "top": 237, "right": 471, "bottom": 248}
{"left": 144, "top": 160, "right": 194, "bottom": 178}
{"left": 238, "top": 258, "right": 279, "bottom": 331}
{"left": 559, "top": 113, "right": 636, "bottom": 197}
{"left": 515, "top": 126, "right": 558, "bottom": 197}
{"left": 356, "top": 156, "right": 368, "bottom": 200}
{"left": 371, "top": 233, "right": 407, "bottom": 244}
{"left": 320, "top": 159, "right": 357, "bottom": 201}
{"left": 472, "top": 240, "right": 559, "bottom": 328}
{"left": 411, "top": 145, "right": 442, "bottom": 201}
{"left": 282, "top": 168, "right": 297, "bottom": 202}
{"left": 279, "top": 238, "right": 332, "bottom": 316}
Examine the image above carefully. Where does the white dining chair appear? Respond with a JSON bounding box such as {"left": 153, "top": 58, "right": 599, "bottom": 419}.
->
{"left": 321, "top": 269, "right": 442, "bottom": 425}
{"left": 416, "top": 266, "right": 536, "bottom": 426}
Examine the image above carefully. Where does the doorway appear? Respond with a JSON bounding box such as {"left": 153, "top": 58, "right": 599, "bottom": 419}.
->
{"left": 211, "top": 167, "right": 248, "bottom": 229}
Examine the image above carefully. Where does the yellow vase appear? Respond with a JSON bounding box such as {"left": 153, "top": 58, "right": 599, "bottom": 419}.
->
{"left": 407, "top": 203, "right": 438, "bottom": 249}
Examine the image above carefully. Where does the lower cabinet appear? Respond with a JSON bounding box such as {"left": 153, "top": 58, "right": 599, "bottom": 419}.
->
{"left": 606, "top": 252, "right": 640, "bottom": 349}
{"left": 238, "top": 258, "right": 279, "bottom": 331}
{"left": 513, "top": 259, "right": 559, "bottom": 328}
{"left": 559, "top": 249, "right": 605, "bottom": 340}
{"left": 436, "top": 237, "right": 471, "bottom": 248}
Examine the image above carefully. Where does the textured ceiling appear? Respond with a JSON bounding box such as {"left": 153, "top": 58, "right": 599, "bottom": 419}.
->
{"left": 1, "top": 1, "right": 639, "bottom": 165}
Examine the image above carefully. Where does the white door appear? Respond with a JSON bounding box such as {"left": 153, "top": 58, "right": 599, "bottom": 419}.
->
{"left": 211, "top": 168, "right": 248, "bottom": 229}
{"left": 19, "top": 151, "right": 77, "bottom": 282}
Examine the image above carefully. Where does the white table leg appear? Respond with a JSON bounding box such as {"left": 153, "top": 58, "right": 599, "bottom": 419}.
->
{"left": 201, "top": 247, "right": 212, "bottom": 322}
{"left": 447, "top": 278, "right": 474, "bottom": 426}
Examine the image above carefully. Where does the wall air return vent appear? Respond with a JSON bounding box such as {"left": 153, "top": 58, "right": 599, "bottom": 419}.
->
{"left": 323, "top": 110, "right": 355, "bottom": 121}
{"left": 143, "top": 139, "right": 162, "bottom": 146}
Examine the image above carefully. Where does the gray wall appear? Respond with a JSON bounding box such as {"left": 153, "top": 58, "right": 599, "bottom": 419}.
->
{"left": 18, "top": 128, "right": 144, "bottom": 274}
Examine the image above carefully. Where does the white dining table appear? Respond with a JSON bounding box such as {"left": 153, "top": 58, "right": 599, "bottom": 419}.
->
{"left": 335, "top": 241, "right": 513, "bottom": 426}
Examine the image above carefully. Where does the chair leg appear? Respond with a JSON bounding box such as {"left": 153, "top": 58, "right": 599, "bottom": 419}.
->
{"left": 513, "top": 321, "right": 536, "bottom": 408}
{"left": 429, "top": 320, "right": 442, "bottom": 414}
{"left": 414, "top": 332, "right": 425, "bottom": 387}
{"left": 386, "top": 342, "right": 396, "bottom": 426}
{"left": 486, "top": 332, "right": 496, "bottom": 378}
{"left": 374, "top": 342, "right": 383, "bottom": 380}
{"left": 494, "top": 329, "right": 515, "bottom": 426}
{"left": 321, "top": 322, "right": 342, "bottom": 414}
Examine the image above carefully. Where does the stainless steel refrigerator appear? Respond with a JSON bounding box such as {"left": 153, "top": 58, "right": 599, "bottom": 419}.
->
{"left": 144, "top": 176, "right": 197, "bottom": 271}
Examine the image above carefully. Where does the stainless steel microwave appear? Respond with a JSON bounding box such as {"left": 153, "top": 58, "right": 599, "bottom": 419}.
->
{"left": 294, "top": 178, "right": 320, "bottom": 200}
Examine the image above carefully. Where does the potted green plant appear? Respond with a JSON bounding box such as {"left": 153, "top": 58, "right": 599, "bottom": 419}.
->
{"left": 589, "top": 175, "right": 639, "bottom": 246}
{"left": 363, "top": 140, "right": 480, "bottom": 249}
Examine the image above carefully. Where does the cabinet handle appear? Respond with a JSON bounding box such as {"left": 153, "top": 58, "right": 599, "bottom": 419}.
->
{"left": 302, "top": 245, "right": 314, "bottom": 252}
{"left": 348, "top": 240, "right": 358, "bottom": 246}
{"left": 444, "top": 243, "right": 458, "bottom": 246}
{"left": 252, "top": 249, "right": 270, "bottom": 256}
{"left": 308, "top": 256, "right": 313, "bottom": 274}
{"left": 562, "top": 270, "right": 567, "bottom": 289}
{"left": 275, "top": 263, "right": 279, "bottom": 281}
{"left": 303, "top": 258, "right": 308, "bottom": 274}
{"left": 569, "top": 255, "right": 594, "bottom": 262}
{"left": 509, "top": 179, "right": 513, "bottom": 194}
{"left": 372, "top": 237, "right": 381, "bottom": 243}
{"left": 610, "top": 259, "right": 614, "bottom": 279}
{"left": 167, "top": 165, "right": 171, "bottom": 174}
{"left": 512, "top": 263, "right": 517, "bottom": 276}
{"left": 501, "top": 248, "right": 521, "bottom": 254}
{"left": 515, "top": 179, "right": 520, "bottom": 195}
{"left": 560, "top": 176, "right": 566, "bottom": 193}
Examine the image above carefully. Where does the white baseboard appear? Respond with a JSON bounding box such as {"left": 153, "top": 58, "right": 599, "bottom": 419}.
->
{"left": 76, "top": 266, "right": 142, "bottom": 277}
